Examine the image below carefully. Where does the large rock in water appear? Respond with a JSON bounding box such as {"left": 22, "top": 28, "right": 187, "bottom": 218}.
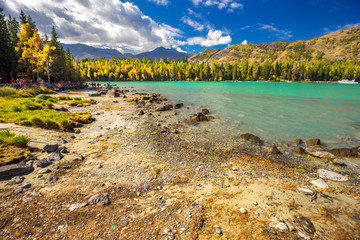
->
{"left": 305, "top": 138, "right": 320, "bottom": 146}
{"left": 268, "top": 145, "right": 281, "bottom": 154}
{"left": 318, "top": 169, "right": 348, "bottom": 182}
{"left": 0, "top": 164, "right": 33, "bottom": 179}
{"left": 155, "top": 105, "right": 173, "bottom": 111}
{"left": 88, "top": 193, "right": 110, "bottom": 206}
{"left": 240, "top": 133, "right": 261, "bottom": 145}
{"left": 329, "top": 146, "right": 360, "bottom": 158}
{"left": 304, "top": 147, "right": 335, "bottom": 159}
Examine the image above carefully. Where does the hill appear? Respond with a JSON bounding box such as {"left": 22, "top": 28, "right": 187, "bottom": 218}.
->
{"left": 189, "top": 25, "right": 360, "bottom": 63}
{"left": 132, "top": 47, "right": 192, "bottom": 61}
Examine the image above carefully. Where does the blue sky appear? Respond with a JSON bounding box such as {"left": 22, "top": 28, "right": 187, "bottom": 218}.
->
{"left": 1, "top": 0, "right": 360, "bottom": 54}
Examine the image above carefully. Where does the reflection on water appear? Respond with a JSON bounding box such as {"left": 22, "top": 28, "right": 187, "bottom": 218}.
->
{"left": 107, "top": 82, "right": 360, "bottom": 148}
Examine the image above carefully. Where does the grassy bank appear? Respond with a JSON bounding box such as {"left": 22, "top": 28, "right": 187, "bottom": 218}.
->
{"left": 0, "top": 88, "right": 96, "bottom": 131}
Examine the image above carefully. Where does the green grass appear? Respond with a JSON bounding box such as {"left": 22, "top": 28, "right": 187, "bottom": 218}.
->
{"left": 0, "top": 130, "right": 30, "bottom": 147}
{"left": 0, "top": 87, "right": 56, "bottom": 98}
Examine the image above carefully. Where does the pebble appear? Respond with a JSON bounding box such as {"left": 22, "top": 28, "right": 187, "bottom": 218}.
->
{"left": 108, "top": 149, "right": 114, "bottom": 152}
{"left": 38, "top": 168, "right": 51, "bottom": 174}
{"left": 214, "top": 225, "right": 222, "bottom": 235}
{"left": 37, "top": 174, "right": 43, "bottom": 178}
{"left": 48, "top": 176, "right": 58, "bottom": 183}
{"left": 53, "top": 165, "right": 60, "bottom": 169}
{"left": 285, "top": 221, "right": 295, "bottom": 231}
{"left": 7, "top": 176, "right": 25, "bottom": 185}
{"left": 240, "top": 208, "right": 248, "bottom": 214}
{"left": 74, "top": 129, "right": 81, "bottom": 134}
{"left": 97, "top": 165, "right": 103, "bottom": 168}
{"left": 332, "top": 158, "right": 345, "bottom": 166}
{"left": 57, "top": 225, "right": 65, "bottom": 230}
{"left": 271, "top": 222, "right": 288, "bottom": 232}
{"left": 74, "top": 155, "right": 85, "bottom": 161}
{"left": 253, "top": 201, "right": 258, "bottom": 206}
{"left": 310, "top": 179, "right": 329, "bottom": 189}
{"left": 298, "top": 231, "right": 312, "bottom": 240}
{"left": 14, "top": 188, "right": 23, "bottom": 194}
{"left": 22, "top": 183, "right": 31, "bottom": 189}
{"left": 164, "top": 227, "right": 171, "bottom": 234}
{"left": 85, "top": 161, "right": 92, "bottom": 165}
{"left": 297, "top": 187, "right": 314, "bottom": 195}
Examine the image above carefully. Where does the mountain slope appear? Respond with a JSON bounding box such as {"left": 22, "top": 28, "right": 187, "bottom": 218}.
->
{"left": 62, "top": 43, "right": 125, "bottom": 59}
{"left": 132, "top": 47, "right": 193, "bottom": 61}
{"left": 189, "top": 25, "right": 360, "bottom": 63}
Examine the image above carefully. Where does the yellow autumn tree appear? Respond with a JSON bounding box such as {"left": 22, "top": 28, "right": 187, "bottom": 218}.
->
{"left": 37, "top": 43, "right": 56, "bottom": 83}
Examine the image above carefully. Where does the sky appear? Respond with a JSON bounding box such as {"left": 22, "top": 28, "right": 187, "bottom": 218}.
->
{"left": 1, "top": 0, "right": 360, "bottom": 54}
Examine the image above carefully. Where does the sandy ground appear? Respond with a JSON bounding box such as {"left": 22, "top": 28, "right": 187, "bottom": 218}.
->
{"left": 0, "top": 88, "right": 359, "bottom": 240}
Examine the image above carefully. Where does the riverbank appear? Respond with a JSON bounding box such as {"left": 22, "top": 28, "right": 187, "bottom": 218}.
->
{"left": 0, "top": 88, "right": 359, "bottom": 239}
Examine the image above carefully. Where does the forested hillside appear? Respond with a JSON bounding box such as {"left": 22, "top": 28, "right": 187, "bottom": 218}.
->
{"left": 189, "top": 26, "right": 360, "bottom": 64}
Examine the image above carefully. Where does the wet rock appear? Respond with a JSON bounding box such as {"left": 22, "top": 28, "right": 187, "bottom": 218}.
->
{"left": 74, "top": 155, "right": 85, "bottom": 161}
{"left": 201, "top": 109, "right": 210, "bottom": 114}
{"left": 214, "top": 225, "right": 222, "bottom": 235}
{"left": 44, "top": 144, "right": 59, "bottom": 153}
{"left": 291, "top": 139, "right": 302, "bottom": 145}
{"left": 310, "top": 179, "right": 329, "bottom": 189}
{"left": 174, "top": 103, "right": 184, "bottom": 109}
{"left": 38, "top": 168, "right": 51, "bottom": 174}
{"left": 182, "top": 119, "right": 198, "bottom": 126}
{"left": 139, "top": 110, "right": 145, "bottom": 115}
{"left": 240, "top": 133, "right": 261, "bottom": 145}
{"left": 294, "top": 147, "right": 306, "bottom": 154}
{"left": 190, "top": 112, "right": 208, "bottom": 122}
{"left": 48, "top": 176, "right": 58, "bottom": 183}
{"left": 88, "top": 193, "right": 110, "bottom": 206}
{"left": 69, "top": 202, "right": 88, "bottom": 211}
{"left": 305, "top": 138, "right": 320, "bottom": 146}
{"left": 0, "top": 164, "right": 34, "bottom": 179}
{"left": 36, "top": 159, "right": 52, "bottom": 168}
{"left": 329, "top": 146, "right": 360, "bottom": 158}
{"left": 297, "top": 187, "right": 314, "bottom": 195}
{"left": 155, "top": 105, "right": 173, "bottom": 111}
{"left": 142, "top": 96, "right": 151, "bottom": 101}
{"left": 47, "top": 151, "right": 64, "bottom": 161}
{"left": 268, "top": 145, "right": 281, "bottom": 154}
{"left": 271, "top": 222, "right": 288, "bottom": 232}
{"left": 304, "top": 147, "right": 335, "bottom": 159}
{"left": 74, "top": 129, "right": 81, "bottom": 134}
{"left": 22, "top": 183, "right": 31, "bottom": 188}
{"left": 7, "top": 176, "right": 25, "bottom": 185}
{"left": 318, "top": 169, "right": 348, "bottom": 182}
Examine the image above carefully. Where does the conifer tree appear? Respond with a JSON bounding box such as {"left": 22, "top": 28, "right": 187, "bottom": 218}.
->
{"left": 0, "top": 8, "right": 13, "bottom": 81}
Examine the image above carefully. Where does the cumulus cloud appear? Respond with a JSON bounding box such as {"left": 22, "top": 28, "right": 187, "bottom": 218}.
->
{"left": 323, "top": 23, "right": 360, "bottom": 34}
{"left": 190, "top": 0, "right": 243, "bottom": 11}
{"left": 1, "top": 0, "right": 180, "bottom": 53}
{"left": 258, "top": 23, "right": 293, "bottom": 39}
{"left": 241, "top": 40, "right": 247, "bottom": 45}
{"left": 146, "top": 0, "right": 170, "bottom": 6}
{"left": 186, "top": 29, "right": 231, "bottom": 47}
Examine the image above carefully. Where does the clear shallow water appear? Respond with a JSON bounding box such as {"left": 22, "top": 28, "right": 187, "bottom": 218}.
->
{"left": 107, "top": 82, "right": 360, "bottom": 148}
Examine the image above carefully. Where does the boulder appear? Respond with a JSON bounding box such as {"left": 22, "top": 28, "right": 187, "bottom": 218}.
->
{"left": 294, "top": 147, "right": 306, "bottom": 154}
{"left": 310, "top": 179, "right": 329, "bottom": 189}
{"left": 47, "top": 151, "right": 64, "bottom": 161}
{"left": 0, "top": 164, "right": 34, "bottom": 179}
{"left": 240, "top": 133, "right": 261, "bottom": 145}
{"left": 318, "top": 169, "right": 348, "bottom": 182}
{"left": 190, "top": 112, "right": 208, "bottom": 122}
{"left": 155, "top": 105, "right": 173, "bottom": 111}
{"left": 305, "top": 138, "right": 320, "bottom": 146}
{"left": 329, "top": 146, "right": 360, "bottom": 158}
{"left": 304, "top": 147, "right": 335, "bottom": 159}
{"left": 36, "top": 159, "right": 52, "bottom": 168}
{"left": 201, "top": 109, "right": 210, "bottom": 114}
{"left": 174, "top": 103, "right": 184, "bottom": 109}
{"left": 7, "top": 176, "right": 25, "bottom": 185}
{"left": 268, "top": 145, "right": 281, "bottom": 154}
{"left": 43, "top": 144, "right": 58, "bottom": 153}
{"left": 291, "top": 139, "right": 302, "bottom": 145}
{"left": 87, "top": 193, "right": 110, "bottom": 206}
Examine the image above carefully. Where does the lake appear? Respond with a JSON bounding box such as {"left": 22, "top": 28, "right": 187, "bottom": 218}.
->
{"left": 103, "top": 81, "right": 360, "bottom": 148}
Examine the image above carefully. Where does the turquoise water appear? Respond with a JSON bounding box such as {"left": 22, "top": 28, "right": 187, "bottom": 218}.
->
{"left": 107, "top": 82, "right": 360, "bottom": 148}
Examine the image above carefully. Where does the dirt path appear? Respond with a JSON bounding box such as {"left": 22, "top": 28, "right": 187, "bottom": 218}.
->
{"left": 0, "top": 88, "right": 359, "bottom": 240}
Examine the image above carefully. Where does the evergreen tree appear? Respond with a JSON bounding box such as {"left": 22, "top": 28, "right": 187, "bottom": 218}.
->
{"left": 19, "top": 10, "right": 27, "bottom": 24}
{"left": 0, "top": 8, "right": 13, "bottom": 81}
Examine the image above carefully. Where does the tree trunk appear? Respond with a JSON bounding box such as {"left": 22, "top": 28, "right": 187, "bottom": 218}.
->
{"left": 47, "top": 57, "right": 50, "bottom": 84}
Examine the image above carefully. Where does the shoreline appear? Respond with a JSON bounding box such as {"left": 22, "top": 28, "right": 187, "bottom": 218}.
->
{"left": 0, "top": 88, "right": 359, "bottom": 239}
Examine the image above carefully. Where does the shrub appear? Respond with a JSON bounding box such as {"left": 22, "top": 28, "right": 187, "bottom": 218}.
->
{"left": 24, "top": 101, "right": 43, "bottom": 110}
{"left": 31, "top": 117, "right": 45, "bottom": 127}
{"left": 60, "top": 119, "right": 70, "bottom": 129}
{"left": 0, "top": 87, "right": 17, "bottom": 97}
{"left": 0, "top": 130, "right": 30, "bottom": 147}
{"left": 36, "top": 94, "right": 53, "bottom": 100}
{"left": 74, "top": 97, "right": 82, "bottom": 100}
{"left": 12, "top": 106, "right": 23, "bottom": 112}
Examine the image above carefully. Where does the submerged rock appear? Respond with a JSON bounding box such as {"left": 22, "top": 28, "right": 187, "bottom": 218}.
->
{"left": 190, "top": 112, "right": 208, "bottom": 122}
{"left": 295, "top": 216, "right": 315, "bottom": 234}
{"left": 318, "top": 169, "right": 348, "bottom": 182}
{"left": 305, "top": 138, "right": 320, "bottom": 146}
{"left": 214, "top": 225, "right": 222, "bottom": 235}
{"left": 174, "top": 103, "right": 184, "bottom": 109}
{"left": 0, "top": 164, "right": 34, "bottom": 179}
{"left": 240, "top": 133, "right": 261, "bottom": 145}
{"left": 297, "top": 187, "right": 314, "bottom": 195}
{"left": 329, "top": 146, "right": 360, "bottom": 158}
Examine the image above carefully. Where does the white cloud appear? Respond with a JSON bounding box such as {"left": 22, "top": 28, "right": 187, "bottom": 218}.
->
{"left": 186, "top": 29, "right": 231, "bottom": 47}
{"left": 258, "top": 23, "right": 293, "bottom": 39}
{"left": 323, "top": 23, "right": 360, "bottom": 34}
{"left": 241, "top": 40, "right": 247, "bottom": 45}
{"left": 176, "top": 47, "right": 187, "bottom": 53}
{"left": 181, "top": 16, "right": 205, "bottom": 31}
{"left": 190, "top": 0, "right": 243, "bottom": 11}
{"left": 146, "top": 0, "right": 170, "bottom": 6}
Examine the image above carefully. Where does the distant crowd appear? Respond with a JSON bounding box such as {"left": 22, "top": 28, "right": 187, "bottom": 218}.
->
{"left": 0, "top": 77, "right": 82, "bottom": 91}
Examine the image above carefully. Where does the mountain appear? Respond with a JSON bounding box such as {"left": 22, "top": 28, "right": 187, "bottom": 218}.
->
{"left": 62, "top": 43, "right": 125, "bottom": 59}
{"left": 62, "top": 44, "right": 193, "bottom": 61}
{"left": 189, "top": 25, "right": 360, "bottom": 63}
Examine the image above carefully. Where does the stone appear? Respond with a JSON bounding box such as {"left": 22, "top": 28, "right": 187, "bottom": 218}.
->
{"left": 74, "top": 155, "right": 85, "bottom": 161}
{"left": 285, "top": 221, "right": 295, "bottom": 231}
{"left": 22, "top": 183, "right": 31, "bottom": 188}
{"left": 7, "top": 176, "right": 25, "bottom": 185}
{"left": 182, "top": 119, "right": 198, "bottom": 126}
{"left": 74, "top": 129, "right": 81, "bottom": 134}
{"left": 48, "top": 176, "right": 58, "bottom": 183}
{"left": 87, "top": 193, "right": 110, "bottom": 206}
{"left": 297, "top": 216, "right": 315, "bottom": 234}
{"left": 304, "top": 147, "right": 335, "bottom": 159}
{"left": 114, "top": 91, "right": 120, "bottom": 97}
{"left": 155, "top": 105, "right": 173, "bottom": 111}
{"left": 240, "top": 133, "right": 261, "bottom": 145}
{"left": 329, "top": 146, "right": 360, "bottom": 158}
{"left": 61, "top": 139, "right": 68, "bottom": 144}
{"left": 36, "top": 159, "right": 52, "bottom": 168}
{"left": 298, "top": 231, "right": 312, "bottom": 240}
{"left": 271, "top": 222, "right": 288, "bottom": 232}
{"left": 164, "top": 227, "right": 172, "bottom": 234}
{"left": 191, "top": 112, "right": 208, "bottom": 122}
{"left": 214, "top": 225, "right": 222, "bottom": 235}
{"left": 52, "top": 165, "right": 60, "bottom": 169}
{"left": 291, "top": 139, "right": 302, "bottom": 145}
{"left": 332, "top": 158, "right": 345, "bottom": 166}
{"left": 174, "top": 103, "right": 184, "bottom": 109}
{"left": 240, "top": 208, "right": 247, "bottom": 214}
{"left": 47, "top": 151, "right": 64, "bottom": 161}
{"left": 201, "top": 109, "right": 210, "bottom": 114}
{"left": 294, "top": 147, "right": 306, "bottom": 154}
{"left": 310, "top": 179, "right": 329, "bottom": 189}
{"left": 44, "top": 144, "right": 59, "bottom": 153}
{"left": 0, "top": 164, "right": 34, "bottom": 179}
{"left": 38, "top": 168, "right": 51, "bottom": 174}
{"left": 268, "top": 145, "right": 281, "bottom": 154}
{"left": 318, "top": 169, "right": 348, "bottom": 182}
{"left": 57, "top": 225, "right": 65, "bottom": 230}
{"left": 139, "top": 110, "right": 145, "bottom": 115}
{"left": 69, "top": 202, "right": 88, "bottom": 211}
{"left": 305, "top": 138, "right": 320, "bottom": 146}
{"left": 59, "top": 147, "right": 69, "bottom": 154}
{"left": 297, "top": 187, "right": 314, "bottom": 195}
{"left": 14, "top": 188, "right": 23, "bottom": 194}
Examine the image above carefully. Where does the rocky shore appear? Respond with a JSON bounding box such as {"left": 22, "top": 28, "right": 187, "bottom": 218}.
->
{"left": 0, "top": 87, "right": 359, "bottom": 240}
